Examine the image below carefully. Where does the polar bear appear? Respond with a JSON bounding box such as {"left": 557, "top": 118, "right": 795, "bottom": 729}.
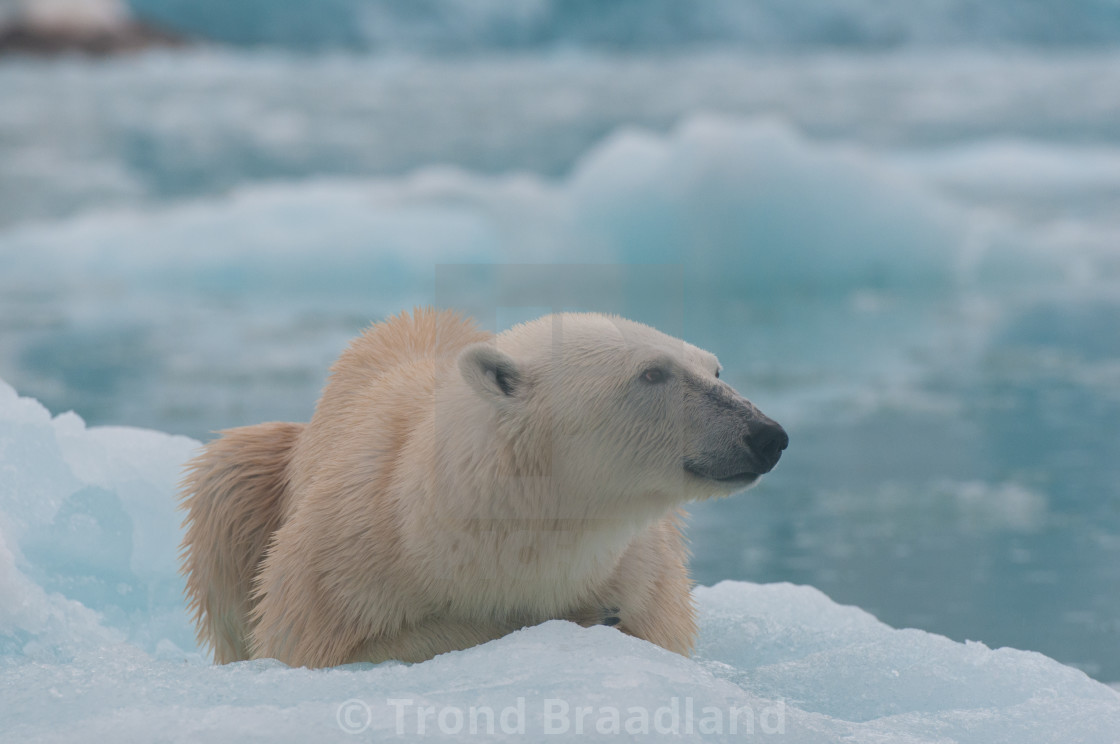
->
{"left": 180, "top": 309, "right": 787, "bottom": 667}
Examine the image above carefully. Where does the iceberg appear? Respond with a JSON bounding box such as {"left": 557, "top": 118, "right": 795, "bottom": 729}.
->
{"left": 1, "top": 377, "right": 1118, "bottom": 743}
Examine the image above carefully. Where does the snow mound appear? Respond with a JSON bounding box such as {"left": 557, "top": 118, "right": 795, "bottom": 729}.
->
{"left": 1, "top": 377, "right": 1118, "bottom": 742}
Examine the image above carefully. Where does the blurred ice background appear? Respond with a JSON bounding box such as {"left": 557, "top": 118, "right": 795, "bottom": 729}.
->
{"left": 1, "top": 0, "right": 1119, "bottom": 733}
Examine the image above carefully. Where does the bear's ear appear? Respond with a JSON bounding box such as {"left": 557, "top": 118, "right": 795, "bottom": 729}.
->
{"left": 458, "top": 343, "right": 522, "bottom": 403}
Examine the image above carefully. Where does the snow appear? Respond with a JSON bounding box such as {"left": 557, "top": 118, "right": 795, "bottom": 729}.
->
{"left": 1, "top": 378, "right": 1119, "bottom": 743}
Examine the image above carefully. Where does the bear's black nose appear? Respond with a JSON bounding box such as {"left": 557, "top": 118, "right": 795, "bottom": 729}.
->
{"left": 743, "top": 417, "right": 788, "bottom": 474}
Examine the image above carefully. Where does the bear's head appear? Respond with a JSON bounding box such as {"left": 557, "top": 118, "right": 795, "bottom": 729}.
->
{"left": 456, "top": 313, "right": 787, "bottom": 518}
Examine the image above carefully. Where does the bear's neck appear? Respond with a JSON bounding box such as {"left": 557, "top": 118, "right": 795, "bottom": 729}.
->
{"left": 410, "top": 376, "right": 663, "bottom": 614}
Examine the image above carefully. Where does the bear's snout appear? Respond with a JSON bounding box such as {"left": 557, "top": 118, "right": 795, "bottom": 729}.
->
{"left": 684, "top": 388, "right": 788, "bottom": 486}
{"left": 742, "top": 414, "right": 788, "bottom": 475}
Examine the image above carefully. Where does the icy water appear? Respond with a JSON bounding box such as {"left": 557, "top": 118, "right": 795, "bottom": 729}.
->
{"left": 1, "top": 48, "right": 1119, "bottom": 683}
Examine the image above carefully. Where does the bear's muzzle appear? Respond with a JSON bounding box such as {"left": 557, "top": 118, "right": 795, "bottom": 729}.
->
{"left": 682, "top": 383, "right": 788, "bottom": 485}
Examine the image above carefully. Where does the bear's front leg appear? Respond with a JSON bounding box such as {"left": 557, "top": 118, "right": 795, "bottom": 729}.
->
{"left": 600, "top": 511, "right": 697, "bottom": 656}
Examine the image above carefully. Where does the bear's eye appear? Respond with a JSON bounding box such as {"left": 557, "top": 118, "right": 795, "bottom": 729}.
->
{"left": 715, "top": 369, "right": 720, "bottom": 379}
{"left": 640, "top": 367, "right": 667, "bottom": 384}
